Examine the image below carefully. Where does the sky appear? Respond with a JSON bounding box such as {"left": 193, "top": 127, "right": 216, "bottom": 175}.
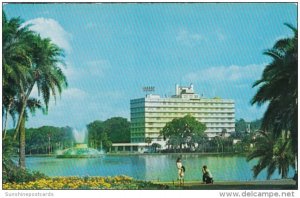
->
{"left": 3, "top": 3, "right": 297, "bottom": 129}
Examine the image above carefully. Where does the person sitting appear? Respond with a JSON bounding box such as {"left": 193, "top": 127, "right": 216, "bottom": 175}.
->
{"left": 202, "top": 165, "right": 213, "bottom": 184}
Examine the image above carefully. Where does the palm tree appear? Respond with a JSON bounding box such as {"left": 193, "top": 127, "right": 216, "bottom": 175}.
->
{"left": 2, "top": 97, "right": 43, "bottom": 168}
{"left": 251, "top": 23, "right": 297, "bottom": 152}
{"left": 145, "top": 137, "right": 152, "bottom": 152}
{"left": 2, "top": 95, "right": 16, "bottom": 140}
{"left": 2, "top": 12, "right": 33, "bottom": 140}
{"left": 11, "top": 35, "right": 68, "bottom": 169}
{"left": 3, "top": 12, "right": 68, "bottom": 169}
{"left": 251, "top": 23, "right": 297, "bottom": 180}
{"left": 15, "top": 98, "right": 43, "bottom": 168}
{"left": 247, "top": 131, "right": 294, "bottom": 179}
{"left": 13, "top": 35, "right": 68, "bottom": 141}
{"left": 215, "top": 136, "right": 224, "bottom": 153}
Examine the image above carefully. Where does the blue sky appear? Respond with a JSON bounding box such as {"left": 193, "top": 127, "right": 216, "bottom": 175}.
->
{"left": 3, "top": 3, "right": 297, "bottom": 129}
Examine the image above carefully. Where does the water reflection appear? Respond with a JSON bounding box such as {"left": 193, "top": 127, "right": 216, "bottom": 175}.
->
{"left": 25, "top": 154, "right": 294, "bottom": 182}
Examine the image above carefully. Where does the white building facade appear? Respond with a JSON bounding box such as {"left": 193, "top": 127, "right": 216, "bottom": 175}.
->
{"left": 130, "top": 84, "right": 235, "bottom": 148}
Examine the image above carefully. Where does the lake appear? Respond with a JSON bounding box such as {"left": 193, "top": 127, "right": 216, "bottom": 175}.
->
{"left": 24, "top": 154, "right": 295, "bottom": 182}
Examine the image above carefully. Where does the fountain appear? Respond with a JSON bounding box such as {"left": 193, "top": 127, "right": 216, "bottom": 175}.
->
{"left": 56, "top": 128, "right": 104, "bottom": 158}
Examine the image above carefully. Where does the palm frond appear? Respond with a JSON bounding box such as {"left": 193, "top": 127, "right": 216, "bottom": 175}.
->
{"left": 263, "top": 49, "right": 284, "bottom": 61}
{"left": 284, "top": 23, "right": 297, "bottom": 36}
{"left": 266, "top": 161, "right": 277, "bottom": 180}
{"left": 274, "top": 36, "right": 291, "bottom": 46}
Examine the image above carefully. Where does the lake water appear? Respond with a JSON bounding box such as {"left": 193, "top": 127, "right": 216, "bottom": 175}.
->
{"left": 25, "top": 154, "right": 295, "bottom": 182}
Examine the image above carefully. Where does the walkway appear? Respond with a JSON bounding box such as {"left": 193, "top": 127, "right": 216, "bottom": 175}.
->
{"left": 155, "top": 179, "right": 297, "bottom": 190}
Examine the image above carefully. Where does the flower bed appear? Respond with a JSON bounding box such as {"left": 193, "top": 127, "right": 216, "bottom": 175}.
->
{"left": 3, "top": 175, "right": 168, "bottom": 190}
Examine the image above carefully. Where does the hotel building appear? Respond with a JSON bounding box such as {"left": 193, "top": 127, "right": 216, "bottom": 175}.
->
{"left": 130, "top": 84, "right": 235, "bottom": 148}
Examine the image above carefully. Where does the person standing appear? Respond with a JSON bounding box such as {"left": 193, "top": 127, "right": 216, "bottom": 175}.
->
{"left": 176, "top": 157, "right": 185, "bottom": 185}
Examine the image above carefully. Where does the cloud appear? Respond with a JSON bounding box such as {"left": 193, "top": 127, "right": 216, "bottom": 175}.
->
{"left": 60, "top": 62, "right": 77, "bottom": 80}
{"left": 29, "top": 85, "right": 87, "bottom": 104}
{"left": 103, "top": 91, "right": 124, "bottom": 99}
{"left": 59, "top": 59, "right": 111, "bottom": 83}
{"left": 61, "top": 88, "right": 88, "bottom": 100}
{"left": 184, "top": 64, "right": 265, "bottom": 83}
{"left": 85, "top": 22, "right": 97, "bottom": 29}
{"left": 44, "top": 88, "right": 88, "bottom": 119}
{"left": 22, "top": 87, "right": 90, "bottom": 129}
{"left": 215, "top": 29, "right": 227, "bottom": 41}
{"left": 23, "top": 18, "right": 72, "bottom": 53}
{"left": 176, "top": 28, "right": 205, "bottom": 46}
{"left": 85, "top": 60, "right": 111, "bottom": 77}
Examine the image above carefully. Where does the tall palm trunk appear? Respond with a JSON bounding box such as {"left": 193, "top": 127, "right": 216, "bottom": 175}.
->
{"left": 281, "top": 166, "right": 288, "bottom": 179}
{"left": 19, "top": 114, "right": 26, "bottom": 169}
{"left": 3, "top": 100, "right": 13, "bottom": 140}
{"left": 13, "top": 83, "right": 35, "bottom": 140}
{"left": 13, "top": 99, "right": 26, "bottom": 140}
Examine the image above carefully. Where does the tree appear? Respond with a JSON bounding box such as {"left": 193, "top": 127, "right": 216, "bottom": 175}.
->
{"left": 247, "top": 131, "right": 294, "bottom": 179}
{"left": 3, "top": 12, "right": 68, "bottom": 169}
{"left": 251, "top": 23, "right": 297, "bottom": 180}
{"left": 20, "top": 36, "right": 67, "bottom": 169}
{"left": 235, "top": 119, "right": 247, "bottom": 133}
{"left": 18, "top": 98, "right": 43, "bottom": 166}
{"left": 151, "top": 143, "right": 162, "bottom": 153}
{"left": 166, "top": 135, "right": 181, "bottom": 152}
{"left": 13, "top": 35, "right": 68, "bottom": 140}
{"left": 251, "top": 23, "right": 297, "bottom": 154}
{"left": 223, "top": 137, "right": 234, "bottom": 152}
{"left": 213, "top": 136, "right": 223, "bottom": 153}
{"left": 87, "top": 120, "right": 112, "bottom": 151}
{"left": 193, "top": 133, "right": 208, "bottom": 152}
{"left": 161, "top": 115, "right": 206, "bottom": 152}
{"left": 233, "top": 118, "right": 262, "bottom": 137}
{"left": 104, "top": 117, "right": 130, "bottom": 143}
{"left": 145, "top": 137, "right": 152, "bottom": 146}
{"left": 24, "top": 126, "right": 74, "bottom": 155}
{"left": 2, "top": 12, "right": 33, "bottom": 140}
{"left": 250, "top": 119, "right": 262, "bottom": 132}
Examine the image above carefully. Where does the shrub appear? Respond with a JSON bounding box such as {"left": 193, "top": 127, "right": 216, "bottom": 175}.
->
{"left": 2, "top": 157, "right": 48, "bottom": 183}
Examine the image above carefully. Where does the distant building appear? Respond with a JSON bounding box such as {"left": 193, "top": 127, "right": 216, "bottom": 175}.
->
{"left": 130, "top": 84, "right": 235, "bottom": 149}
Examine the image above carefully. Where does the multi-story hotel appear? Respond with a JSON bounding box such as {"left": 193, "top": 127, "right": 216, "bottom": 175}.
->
{"left": 130, "top": 84, "right": 235, "bottom": 148}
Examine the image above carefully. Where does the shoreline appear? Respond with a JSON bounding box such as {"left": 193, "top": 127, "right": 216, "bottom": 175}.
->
{"left": 22, "top": 152, "right": 248, "bottom": 157}
{"left": 154, "top": 179, "right": 297, "bottom": 190}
